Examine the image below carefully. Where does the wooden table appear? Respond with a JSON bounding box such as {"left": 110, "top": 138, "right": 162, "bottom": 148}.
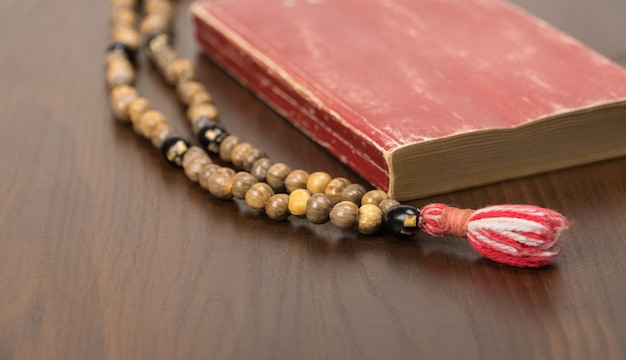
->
{"left": 1, "top": 0, "right": 625, "bottom": 358}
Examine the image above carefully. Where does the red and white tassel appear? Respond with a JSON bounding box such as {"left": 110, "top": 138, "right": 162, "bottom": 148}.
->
{"left": 421, "top": 203, "right": 570, "bottom": 267}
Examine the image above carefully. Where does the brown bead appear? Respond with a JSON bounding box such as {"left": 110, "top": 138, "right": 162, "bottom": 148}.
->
{"left": 231, "top": 172, "right": 258, "bottom": 199}
{"left": 187, "top": 103, "right": 219, "bottom": 123}
{"left": 128, "top": 97, "right": 152, "bottom": 124}
{"left": 242, "top": 148, "right": 267, "bottom": 172}
{"left": 106, "top": 57, "right": 134, "bottom": 87}
{"left": 183, "top": 146, "right": 208, "bottom": 167}
{"left": 111, "top": 7, "right": 136, "bottom": 26}
{"left": 154, "top": 47, "right": 176, "bottom": 72}
{"left": 266, "top": 194, "right": 290, "bottom": 221}
{"left": 144, "top": 0, "right": 172, "bottom": 15}
{"left": 361, "top": 190, "right": 388, "bottom": 206}
{"left": 140, "top": 13, "right": 170, "bottom": 35}
{"left": 177, "top": 81, "right": 205, "bottom": 105}
{"left": 266, "top": 163, "right": 291, "bottom": 191}
{"left": 218, "top": 135, "right": 241, "bottom": 163}
{"left": 111, "top": 25, "right": 139, "bottom": 50}
{"left": 207, "top": 168, "right": 235, "bottom": 200}
{"left": 104, "top": 51, "right": 125, "bottom": 69}
{"left": 250, "top": 158, "right": 273, "bottom": 181}
{"left": 340, "top": 184, "right": 367, "bottom": 204}
{"left": 190, "top": 91, "right": 213, "bottom": 107}
{"left": 165, "top": 58, "right": 195, "bottom": 85}
{"left": 358, "top": 204, "right": 383, "bottom": 235}
{"left": 135, "top": 110, "right": 166, "bottom": 139}
{"left": 198, "top": 164, "right": 221, "bottom": 190}
{"left": 150, "top": 123, "right": 172, "bottom": 148}
{"left": 182, "top": 147, "right": 211, "bottom": 183}
{"left": 109, "top": 85, "right": 137, "bottom": 121}
{"left": 324, "top": 177, "right": 352, "bottom": 204}
{"left": 112, "top": 0, "right": 136, "bottom": 6}
{"left": 379, "top": 199, "right": 401, "bottom": 214}
{"left": 306, "top": 193, "right": 333, "bottom": 224}
{"left": 230, "top": 142, "right": 252, "bottom": 169}
{"left": 329, "top": 201, "right": 359, "bottom": 230}
{"left": 285, "top": 170, "right": 309, "bottom": 193}
{"left": 245, "top": 183, "right": 274, "bottom": 212}
{"left": 288, "top": 189, "right": 311, "bottom": 217}
{"left": 306, "top": 171, "right": 332, "bottom": 194}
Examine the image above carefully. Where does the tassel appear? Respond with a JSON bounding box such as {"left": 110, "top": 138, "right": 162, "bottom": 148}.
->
{"left": 420, "top": 203, "right": 570, "bottom": 267}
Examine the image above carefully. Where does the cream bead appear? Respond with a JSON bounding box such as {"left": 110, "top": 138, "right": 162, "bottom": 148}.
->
{"left": 288, "top": 189, "right": 311, "bottom": 217}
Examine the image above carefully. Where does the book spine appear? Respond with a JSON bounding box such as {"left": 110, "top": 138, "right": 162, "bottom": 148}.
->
{"left": 191, "top": 5, "right": 390, "bottom": 192}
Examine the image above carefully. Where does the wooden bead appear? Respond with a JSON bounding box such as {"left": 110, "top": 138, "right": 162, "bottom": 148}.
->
{"left": 110, "top": 7, "right": 136, "bottom": 26}
{"left": 361, "top": 190, "right": 388, "bottom": 206}
{"left": 106, "top": 57, "right": 134, "bottom": 87}
{"left": 285, "top": 170, "right": 309, "bottom": 193}
{"left": 135, "top": 110, "right": 166, "bottom": 138}
{"left": 379, "top": 199, "right": 401, "bottom": 214}
{"left": 266, "top": 163, "right": 291, "bottom": 191}
{"left": 144, "top": 31, "right": 168, "bottom": 59}
{"left": 198, "top": 164, "right": 221, "bottom": 190}
{"left": 190, "top": 91, "right": 213, "bottom": 107}
{"left": 329, "top": 201, "right": 359, "bottom": 230}
{"left": 165, "top": 58, "right": 194, "bottom": 85}
{"left": 306, "top": 171, "right": 332, "bottom": 194}
{"left": 306, "top": 194, "right": 332, "bottom": 224}
{"left": 144, "top": 0, "right": 172, "bottom": 15}
{"left": 182, "top": 147, "right": 211, "bottom": 183}
{"left": 358, "top": 204, "right": 383, "bottom": 235}
{"left": 140, "top": 13, "right": 170, "bottom": 35}
{"left": 266, "top": 194, "right": 290, "bottom": 221}
{"left": 187, "top": 103, "right": 219, "bottom": 123}
{"left": 218, "top": 135, "right": 240, "bottom": 163}
{"left": 245, "top": 183, "right": 274, "bottom": 212}
{"left": 250, "top": 158, "right": 273, "bottom": 181}
{"left": 230, "top": 142, "right": 252, "bottom": 169}
{"left": 104, "top": 50, "right": 126, "bottom": 69}
{"left": 340, "top": 184, "right": 367, "bottom": 204}
{"left": 324, "top": 177, "right": 351, "bottom": 204}
{"left": 207, "top": 168, "right": 235, "bottom": 200}
{"left": 128, "top": 97, "right": 152, "bottom": 124}
{"left": 191, "top": 113, "right": 214, "bottom": 134}
{"left": 181, "top": 146, "right": 206, "bottom": 166}
{"left": 111, "top": 25, "right": 139, "bottom": 50}
{"left": 150, "top": 123, "right": 172, "bottom": 148}
{"left": 288, "top": 189, "right": 311, "bottom": 217}
{"left": 112, "top": 0, "right": 136, "bottom": 6}
{"left": 109, "top": 85, "right": 137, "bottom": 121}
{"left": 177, "top": 81, "right": 204, "bottom": 105}
{"left": 231, "top": 172, "right": 258, "bottom": 199}
{"left": 242, "top": 148, "right": 267, "bottom": 172}
{"left": 154, "top": 47, "right": 176, "bottom": 72}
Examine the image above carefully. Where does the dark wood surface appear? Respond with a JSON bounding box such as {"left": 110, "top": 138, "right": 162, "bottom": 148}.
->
{"left": 1, "top": 0, "right": 625, "bottom": 359}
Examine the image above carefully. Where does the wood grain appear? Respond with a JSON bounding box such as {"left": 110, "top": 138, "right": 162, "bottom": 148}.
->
{"left": 0, "top": 0, "right": 625, "bottom": 359}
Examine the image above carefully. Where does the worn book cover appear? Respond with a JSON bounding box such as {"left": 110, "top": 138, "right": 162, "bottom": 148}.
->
{"left": 192, "top": 0, "right": 626, "bottom": 200}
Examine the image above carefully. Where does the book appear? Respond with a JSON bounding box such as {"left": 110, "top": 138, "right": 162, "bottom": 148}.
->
{"left": 191, "top": 0, "right": 626, "bottom": 201}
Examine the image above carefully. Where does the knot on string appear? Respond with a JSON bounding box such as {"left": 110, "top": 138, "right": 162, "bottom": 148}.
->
{"left": 421, "top": 203, "right": 570, "bottom": 268}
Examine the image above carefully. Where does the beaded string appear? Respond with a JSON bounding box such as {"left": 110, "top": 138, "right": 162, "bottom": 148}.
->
{"left": 106, "top": 0, "right": 570, "bottom": 268}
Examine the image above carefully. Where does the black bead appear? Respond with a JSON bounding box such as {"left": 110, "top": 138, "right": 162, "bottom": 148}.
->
{"left": 160, "top": 136, "right": 191, "bottom": 167}
{"left": 384, "top": 205, "right": 421, "bottom": 238}
{"left": 197, "top": 121, "right": 229, "bottom": 154}
{"left": 105, "top": 42, "right": 136, "bottom": 62}
{"left": 143, "top": 32, "right": 169, "bottom": 61}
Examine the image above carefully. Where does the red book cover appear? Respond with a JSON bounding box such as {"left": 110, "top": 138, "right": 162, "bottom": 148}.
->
{"left": 191, "top": 0, "right": 626, "bottom": 200}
